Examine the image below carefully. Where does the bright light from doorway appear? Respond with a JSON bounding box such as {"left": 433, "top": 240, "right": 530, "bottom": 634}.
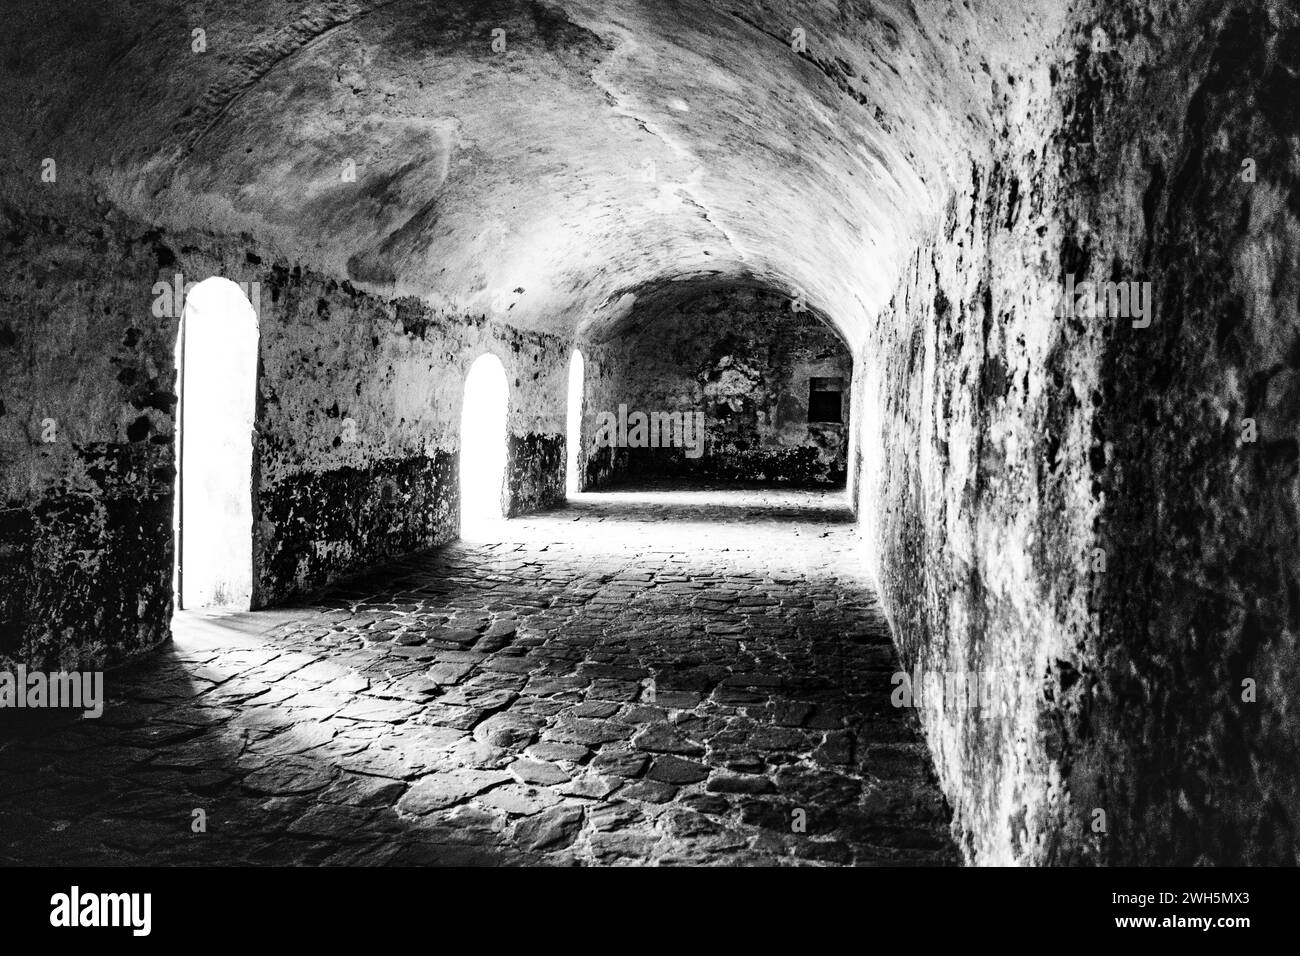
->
{"left": 566, "top": 348, "right": 584, "bottom": 496}
{"left": 174, "top": 277, "right": 258, "bottom": 610}
{"left": 460, "top": 353, "right": 509, "bottom": 536}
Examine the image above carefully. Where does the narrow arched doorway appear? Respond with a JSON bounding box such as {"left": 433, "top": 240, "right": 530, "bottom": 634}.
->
{"left": 174, "top": 277, "right": 258, "bottom": 610}
{"left": 459, "top": 353, "right": 509, "bottom": 533}
{"left": 566, "top": 348, "right": 585, "bottom": 496}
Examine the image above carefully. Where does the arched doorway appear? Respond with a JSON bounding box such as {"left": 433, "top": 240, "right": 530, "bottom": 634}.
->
{"left": 459, "top": 353, "right": 509, "bottom": 533}
{"left": 174, "top": 277, "right": 258, "bottom": 610}
{"left": 566, "top": 348, "right": 584, "bottom": 496}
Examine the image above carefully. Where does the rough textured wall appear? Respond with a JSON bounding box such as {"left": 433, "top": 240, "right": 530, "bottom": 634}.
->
{"left": 0, "top": 200, "right": 177, "bottom": 670}
{"left": 0, "top": 194, "right": 569, "bottom": 669}
{"left": 253, "top": 271, "right": 568, "bottom": 602}
{"left": 1057, "top": 0, "right": 1300, "bottom": 866}
{"left": 582, "top": 287, "right": 851, "bottom": 488}
{"left": 859, "top": 0, "right": 1300, "bottom": 865}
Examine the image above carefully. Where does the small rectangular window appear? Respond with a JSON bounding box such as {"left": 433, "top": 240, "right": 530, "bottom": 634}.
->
{"left": 808, "top": 377, "right": 843, "bottom": 423}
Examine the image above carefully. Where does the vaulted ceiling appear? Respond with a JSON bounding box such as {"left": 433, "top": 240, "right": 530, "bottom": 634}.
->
{"left": 0, "top": 0, "right": 1066, "bottom": 345}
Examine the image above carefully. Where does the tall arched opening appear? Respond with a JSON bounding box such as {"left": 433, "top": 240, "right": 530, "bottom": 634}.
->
{"left": 459, "top": 353, "right": 509, "bottom": 534}
{"left": 566, "top": 348, "right": 585, "bottom": 496}
{"left": 174, "top": 277, "right": 258, "bottom": 610}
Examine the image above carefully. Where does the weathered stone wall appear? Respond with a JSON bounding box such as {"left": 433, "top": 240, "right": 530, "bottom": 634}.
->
{"left": 582, "top": 287, "right": 851, "bottom": 488}
{"left": 252, "top": 274, "right": 568, "bottom": 602}
{"left": 0, "top": 200, "right": 178, "bottom": 670}
{"left": 1056, "top": 0, "right": 1300, "bottom": 866}
{"left": 859, "top": 0, "right": 1300, "bottom": 864}
{"left": 0, "top": 194, "right": 568, "bottom": 670}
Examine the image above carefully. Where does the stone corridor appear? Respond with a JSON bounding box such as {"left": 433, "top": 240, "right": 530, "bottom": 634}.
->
{"left": 0, "top": 487, "right": 956, "bottom": 866}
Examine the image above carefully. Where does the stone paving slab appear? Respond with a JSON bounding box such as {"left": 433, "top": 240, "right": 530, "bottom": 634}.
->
{"left": 0, "top": 487, "right": 958, "bottom": 866}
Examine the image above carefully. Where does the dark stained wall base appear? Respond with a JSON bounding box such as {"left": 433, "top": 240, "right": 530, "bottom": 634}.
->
{"left": 0, "top": 445, "right": 173, "bottom": 670}
{"left": 582, "top": 444, "right": 620, "bottom": 491}
{"left": 611, "top": 446, "right": 847, "bottom": 487}
{"left": 256, "top": 451, "right": 458, "bottom": 606}
{"left": 505, "top": 433, "right": 565, "bottom": 517}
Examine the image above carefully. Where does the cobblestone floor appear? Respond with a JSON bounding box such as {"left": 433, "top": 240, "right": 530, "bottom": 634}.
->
{"left": 0, "top": 486, "right": 958, "bottom": 866}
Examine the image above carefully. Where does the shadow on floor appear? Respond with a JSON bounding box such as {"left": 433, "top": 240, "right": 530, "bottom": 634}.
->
{"left": 0, "top": 486, "right": 956, "bottom": 866}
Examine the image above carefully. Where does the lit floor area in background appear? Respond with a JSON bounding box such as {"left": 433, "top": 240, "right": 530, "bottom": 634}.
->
{"left": 0, "top": 486, "right": 956, "bottom": 866}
